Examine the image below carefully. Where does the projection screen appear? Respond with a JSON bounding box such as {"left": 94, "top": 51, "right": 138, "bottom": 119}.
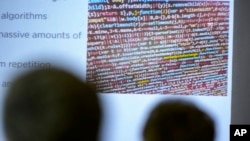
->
{"left": 0, "top": 0, "right": 233, "bottom": 141}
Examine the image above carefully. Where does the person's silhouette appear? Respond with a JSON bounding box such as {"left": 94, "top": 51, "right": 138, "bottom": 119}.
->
{"left": 4, "top": 68, "right": 102, "bottom": 141}
{"left": 143, "top": 100, "right": 215, "bottom": 141}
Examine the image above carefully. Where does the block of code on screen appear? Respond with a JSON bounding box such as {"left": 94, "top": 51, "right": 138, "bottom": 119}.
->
{"left": 86, "top": 0, "right": 230, "bottom": 95}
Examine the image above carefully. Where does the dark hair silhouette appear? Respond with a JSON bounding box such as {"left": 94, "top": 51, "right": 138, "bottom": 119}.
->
{"left": 4, "top": 68, "right": 102, "bottom": 141}
{"left": 143, "top": 100, "right": 215, "bottom": 141}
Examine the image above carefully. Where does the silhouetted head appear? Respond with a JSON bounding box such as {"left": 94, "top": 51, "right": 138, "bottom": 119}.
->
{"left": 4, "top": 68, "right": 102, "bottom": 141}
{"left": 143, "top": 100, "right": 215, "bottom": 141}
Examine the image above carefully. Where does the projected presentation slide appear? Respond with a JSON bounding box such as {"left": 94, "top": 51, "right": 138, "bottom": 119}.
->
{"left": 87, "top": 0, "right": 229, "bottom": 95}
{"left": 0, "top": 0, "right": 233, "bottom": 141}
